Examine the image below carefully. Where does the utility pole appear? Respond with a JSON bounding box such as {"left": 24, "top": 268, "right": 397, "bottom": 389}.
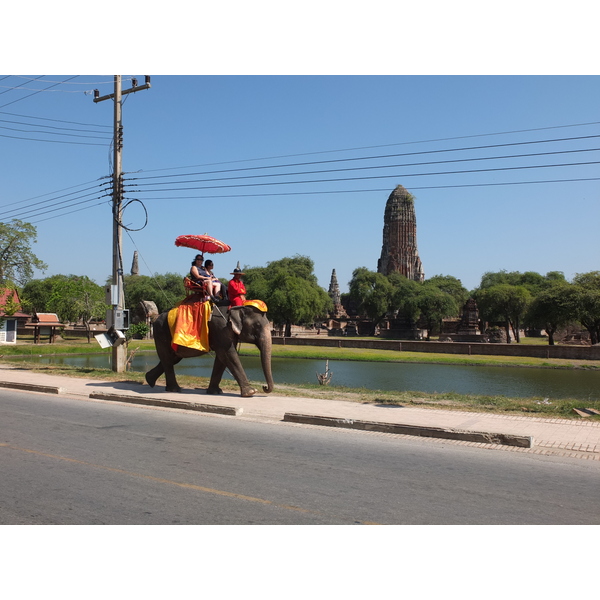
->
{"left": 94, "top": 75, "right": 151, "bottom": 372}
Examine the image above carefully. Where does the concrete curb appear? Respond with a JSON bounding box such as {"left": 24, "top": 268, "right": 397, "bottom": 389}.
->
{"left": 283, "top": 413, "right": 534, "bottom": 448}
{"left": 88, "top": 392, "right": 243, "bottom": 416}
{"left": 0, "top": 381, "right": 63, "bottom": 395}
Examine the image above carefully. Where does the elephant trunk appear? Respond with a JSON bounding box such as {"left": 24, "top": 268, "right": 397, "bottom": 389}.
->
{"left": 259, "top": 326, "right": 274, "bottom": 393}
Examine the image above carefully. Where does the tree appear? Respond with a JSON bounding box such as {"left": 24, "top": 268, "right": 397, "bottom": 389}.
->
{"left": 387, "top": 272, "right": 422, "bottom": 324}
{"left": 572, "top": 272, "right": 600, "bottom": 344}
{"left": 122, "top": 273, "right": 186, "bottom": 314}
{"left": 47, "top": 276, "right": 108, "bottom": 342}
{"left": 0, "top": 220, "right": 47, "bottom": 286}
{"left": 526, "top": 283, "right": 578, "bottom": 345}
{"left": 416, "top": 284, "right": 458, "bottom": 340}
{"left": 476, "top": 284, "right": 532, "bottom": 343}
{"left": 21, "top": 274, "right": 70, "bottom": 313}
{"left": 478, "top": 270, "right": 565, "bottom": 296}
{"left": 424, "top": 274, "right": 468, "bottom": 313}
{"left": 349, "top": 268, "right": 395, "bottom": 330}
{"left": 244, "top": 256, "right": 332, "bottom": 337}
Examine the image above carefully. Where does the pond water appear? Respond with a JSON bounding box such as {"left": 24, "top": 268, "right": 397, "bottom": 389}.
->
{"left": 6, "top": 352, "right": 600, "bottom": 400}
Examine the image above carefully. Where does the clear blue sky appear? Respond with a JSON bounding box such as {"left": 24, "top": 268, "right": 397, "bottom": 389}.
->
{"left": 1, "top": 74, "right": 598, "bottom": 294}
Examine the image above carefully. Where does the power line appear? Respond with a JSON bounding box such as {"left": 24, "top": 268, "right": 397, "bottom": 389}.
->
{"left": 0, "top": 75, "right": 79, "bottom": 109}
{"left": 28, "top": 173, "right": 600, "bottom": 225}
{"left": 126, "top": 159, "right": 600, "bottom": 193}
{"left": 6, "top": 191, "right": 112, "bottom": 222}
{"left": 0, "top": 177, "right": 110, "bottom": 209}
{"left": 12, "top": 75, "right": 126, "bottom": 86}
{"left": 133, "top": 120, "right": 600, "bottom": 174}
{"left": 0, "top": 124, "right": 112, "bottom": 140}
{"left": 0, "top": 75, "right": 45, "bottom": 97}
{"left": 0, "top": 116, "right": 112, "bottom": 134}
{"left": 128, "top": 134, "right": 600, "bottom": 183}
{"left": 29, "top": 199, "right": 110, "bottom": 224}
{"left": 0, "top": 109, "right": 111, "bottom": 128}
{"left": 0, "top": 132, "right": 109, "bottom": 146}
{"left": 126, "top": 148, "right": 600, "bottom": 190}
{"left": 0, "top": 183, "right": 111, "bottom": 219}
{"left": 0, "top": 84, "right": 91, "bottom": 94}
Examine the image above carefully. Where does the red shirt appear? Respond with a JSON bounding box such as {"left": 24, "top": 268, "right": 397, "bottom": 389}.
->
{"left": 228, "top": 278, "right": 246, "bottom": 306}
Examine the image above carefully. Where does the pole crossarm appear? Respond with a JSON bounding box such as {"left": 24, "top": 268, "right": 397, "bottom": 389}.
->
{"left": 93, "top": 78, "right": 151, "bottom": 103}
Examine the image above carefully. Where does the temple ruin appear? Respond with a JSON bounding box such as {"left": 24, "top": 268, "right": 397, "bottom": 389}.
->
{"left": 377, "top": 185, "right": 424, "bottom": 282}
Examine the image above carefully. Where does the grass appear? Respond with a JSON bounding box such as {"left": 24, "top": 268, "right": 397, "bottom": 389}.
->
{"left": 1, "top": 337, "right": 599, "bottom": 421}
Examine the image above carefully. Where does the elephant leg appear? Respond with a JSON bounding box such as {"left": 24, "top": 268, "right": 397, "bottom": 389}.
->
{"left": 206, "top": 356, "right": 227, "bottom": 395}
{"left": 147, "top": 357, "right": 183, "bottom": 393}
{"left": 214, "top": 349, "right": 257, "bottom": 397}
{"left": 163, "top": 356, "right": 183, "bottom": 393}
{"left": 145, "top": 363, "right": 164, "bottom": 388}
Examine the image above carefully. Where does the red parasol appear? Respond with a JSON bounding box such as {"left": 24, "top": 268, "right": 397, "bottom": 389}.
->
{"left": 174, "top": 234, "right": 231, "bottom": 254}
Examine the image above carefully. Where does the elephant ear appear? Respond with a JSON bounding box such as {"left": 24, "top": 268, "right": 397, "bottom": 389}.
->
{"left": 228, "top": 306, "right": 244, "bottom": 336}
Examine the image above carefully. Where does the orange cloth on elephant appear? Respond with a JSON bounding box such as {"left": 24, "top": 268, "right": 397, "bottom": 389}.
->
{"left": 228, "top": 277, "right": 246, "bottom": 307}
{"left": 168, "top": 297, "right": 211, "bottom": 352}
{"left": 243, "top": 299, "right": 268, "bottom": 312}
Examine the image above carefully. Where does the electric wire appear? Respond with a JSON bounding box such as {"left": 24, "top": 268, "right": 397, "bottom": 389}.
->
{"left": 0, "top": 76, "right": 45, "bottom": 97}
{"left": 28, "top": 200, "right": 110, "bottom": 225}
{"left": 129, "top": 134, "right": 600, "bottom": 183}
{"left": 0, "top": 184, "right": 112, "bottom": 220}
{"left": 0, "top": 109, "right": 110, "bottom": 128}
{"left": 125, "top": 159, "right": 600, "bottom": 194}
{"left": 126, "top": 145, "right": 600, "bottom": 189}
{"left": 0, "top": 177, "right": 110, "bottom": 209}
{"left": 0, "top": 132, "right": 109, "bottom": 146}
{"left": 2, "top": 190, "right": 112, "bottom": 221}
{"left": 0, "top": 84, "right": 92, "bottom": 94}
{"left": 127, "top": 176, "right": 600, "bottom": 201}
{"left": 0, "top": 117, "right": 112, "bottom": 134}
{"left": 134, "top": 120, "right": 600, "bottom": 174}
{"left": 0, "top": 75, "right": 79, "bottom": 109}
{"left": 10, "top": 119, "right": 600, "bottom": 226}
{"left": 0, "top": 124, "right": 112, "bottom": 140}
{"left": 12, "top": 75, "right": 127, "bottom": 86}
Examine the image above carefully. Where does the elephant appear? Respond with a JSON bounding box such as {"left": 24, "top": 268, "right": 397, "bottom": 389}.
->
{"left": 145, "top": 303, "right": 274, "bottom": 397}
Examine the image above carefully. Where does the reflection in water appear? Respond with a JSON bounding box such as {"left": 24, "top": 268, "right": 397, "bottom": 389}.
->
{"left": 6, "top": 352, "right": 600, "bottom": 400}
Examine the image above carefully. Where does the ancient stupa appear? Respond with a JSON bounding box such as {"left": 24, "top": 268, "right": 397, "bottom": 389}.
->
{"left": 328, "top": 269, "right": 347, "bottom": 318}
{"left": 377, "top": 185, "right": 424, "bottom": 282}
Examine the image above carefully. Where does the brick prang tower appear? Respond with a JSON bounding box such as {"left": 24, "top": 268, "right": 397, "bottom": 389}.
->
{"left": 377, "top": 185, "right": 424, "bottom": 282}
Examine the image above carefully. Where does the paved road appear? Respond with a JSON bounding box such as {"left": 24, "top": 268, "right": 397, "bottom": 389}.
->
{"left": 1, "top": 389, "right": 599, "bottom": 525}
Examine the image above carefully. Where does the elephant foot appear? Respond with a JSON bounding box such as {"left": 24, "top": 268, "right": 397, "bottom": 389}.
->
{"left": 165, "top": 385, "right": 182, "bottom": 393}
{"left": 206, "top": 386, "right": 223, "bottom": 395}
{"left": 240, "top": 387, "right": 257, "bottom": 398}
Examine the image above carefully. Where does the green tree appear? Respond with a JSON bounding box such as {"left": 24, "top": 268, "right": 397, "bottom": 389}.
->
{"left": 424, "top": 274, "right": 468, "bottom": 313}
{"left": 122, "top": 273, "right": 186, "bottom": 314}
{"left": 21, "top": 274, "right": 70, "bottom": 313}
{"left": 0, "top": 220, "right": 47, "bottom": 286}
{"left": 476, "top": 284, "right": 532, "bottom": 343}
{"left": 416, "top": 284, "right": 458, "bottom": 340}
{"left": 526, "top": 282, "right": 578, "bottom": 345}
{"left": 47, "top": 276, "right": 108, "bottom": 342}
{"left": 387, "top": 272, "right": 422, "bottom": 324}
{"left": 348, "top": 268, "right": 395, "bottom": 333}
{"left": 244, "top": 255, "right": 332, "bottom": 337}
{"left": 572, "top": 272, "right": 600, "bottom": 344}
{"left": 478, "top": 270, "right": 565, "bottom": 295}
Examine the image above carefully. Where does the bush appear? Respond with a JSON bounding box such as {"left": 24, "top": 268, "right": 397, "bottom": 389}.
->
{"left": 126, "top": 322, "right": 150, "bottom": 340}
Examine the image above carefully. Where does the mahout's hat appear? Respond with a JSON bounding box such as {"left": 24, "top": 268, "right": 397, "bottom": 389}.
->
{"left": 230, "top": 261, "right": 245, "bottom": 275}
